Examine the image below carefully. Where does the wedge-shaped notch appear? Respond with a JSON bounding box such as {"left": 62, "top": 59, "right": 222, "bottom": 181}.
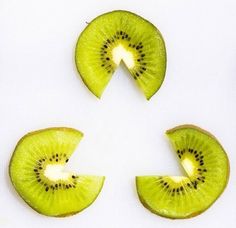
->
{"left": 9, "top": 127, "right": 105, "bottom": 217}
{"left": 136, "top": 125, "right": 229, "bottom": 219}
{"left": 75, "top": 10, "right": 167, "bottom": 100}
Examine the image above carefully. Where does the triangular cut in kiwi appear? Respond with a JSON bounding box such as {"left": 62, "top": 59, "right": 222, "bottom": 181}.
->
{"left": 9, "top": 127, "right": 105, "bottom": 217}
{"left": 75, "top": 10, "right": 166, "bottom": 100}
{"left": 136, "top": 125, "right": 229, "bottom": 219}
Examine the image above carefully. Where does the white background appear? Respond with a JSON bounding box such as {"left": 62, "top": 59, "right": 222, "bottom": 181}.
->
{"left": 1, "top": 0, "right": 236, "bottom": 227}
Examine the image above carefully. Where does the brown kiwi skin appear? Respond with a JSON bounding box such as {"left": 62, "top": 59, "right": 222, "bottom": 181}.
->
{"left": 9, "top": 127, "right": 105, "bottom": 217}
{"left": 136, "top": 124, "right": 230, "bottom": 219}
{"left": 74, "top": 10, "right": 167, "bottom": 100}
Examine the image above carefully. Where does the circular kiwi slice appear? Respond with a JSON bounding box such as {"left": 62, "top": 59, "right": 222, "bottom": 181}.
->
{"left": 9, "top": 127, "right": 105, "bottom": 217}
{"left": 75, "top": 10, "right": 166, "bottom": 100}
{"left": 136, "top": 125, "right": 229, "bottom": 219}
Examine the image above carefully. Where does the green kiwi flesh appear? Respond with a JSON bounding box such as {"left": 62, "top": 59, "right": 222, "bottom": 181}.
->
{"left": 136, "top": 125, "right": 229, "bottom": 219}
{"left": 9, "top": 127, "right": 105, "bottom": 217}
{"left": 75, "top": 10, "right": 166, "bottom": 100}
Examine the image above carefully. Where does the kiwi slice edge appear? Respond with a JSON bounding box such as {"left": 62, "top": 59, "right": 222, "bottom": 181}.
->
{"left": 136, "top": 124, "right": 229, "bottom": 219}
{"left": 9, "top": 127, "right": 105, "bottom": 217}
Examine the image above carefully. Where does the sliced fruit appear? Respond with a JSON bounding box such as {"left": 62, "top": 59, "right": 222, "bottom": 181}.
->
{"left": 9, "top": 127, "right": 105, "bottom": 217}
{"left": 136, "top": 125, "right": 229, "bottom": 219}
{"left": 75, "top": 10, "right": 166, "bottom": 100}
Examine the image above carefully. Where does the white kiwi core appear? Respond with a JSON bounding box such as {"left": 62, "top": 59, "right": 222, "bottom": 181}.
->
{"left": 44, "top": 164, "right": 71, "bottom": 181}
{"left": 112, "top": 44, "right": 135, "bottom": 69}
{"left": 181, "top": 158, "right": 195, "bottom": 176}
{"left": 170, "top": 176, "right": 188, "bottom": 183}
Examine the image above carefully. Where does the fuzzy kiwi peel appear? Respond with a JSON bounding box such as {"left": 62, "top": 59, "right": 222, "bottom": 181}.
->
{"left": 136, "top": 124, "right": 229, "bottom": 219}
{"left": 9, "top": 127, "right": 105, "bottom": 217}
{"left": 75, "top": 10, "right": 166, "bottom": 100}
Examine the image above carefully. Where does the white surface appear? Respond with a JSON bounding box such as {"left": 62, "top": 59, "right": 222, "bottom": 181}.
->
{"left": 1, "top": 0, "right": 236, "bottom": 227}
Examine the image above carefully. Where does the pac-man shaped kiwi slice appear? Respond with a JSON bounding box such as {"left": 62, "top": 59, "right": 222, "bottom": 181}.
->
{"left": 75, "top": 10, "right": 166, "bottom": 100}
{"left": 9, "top": 127, "right": 105, "bottom": 217}
{"left": 136, "top": 125, "right": 229, "bottom": 219}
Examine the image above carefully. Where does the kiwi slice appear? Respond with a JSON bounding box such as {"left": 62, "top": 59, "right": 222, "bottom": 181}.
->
{"left": 136, "top": 125, "right": 229, "bottom": 219}
{"left": 9, "top": 127, "right": 105, "bottom": 217}
{"left": 75, "top": 10, "right": 166, "bottom": 100}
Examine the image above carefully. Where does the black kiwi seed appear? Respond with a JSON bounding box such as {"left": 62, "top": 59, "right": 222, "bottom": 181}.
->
{"left": 45, "top": 187, "right": 49, "bottom": 192}
{"left": 65, "top": 159, "right": 69, "bottom": 163}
